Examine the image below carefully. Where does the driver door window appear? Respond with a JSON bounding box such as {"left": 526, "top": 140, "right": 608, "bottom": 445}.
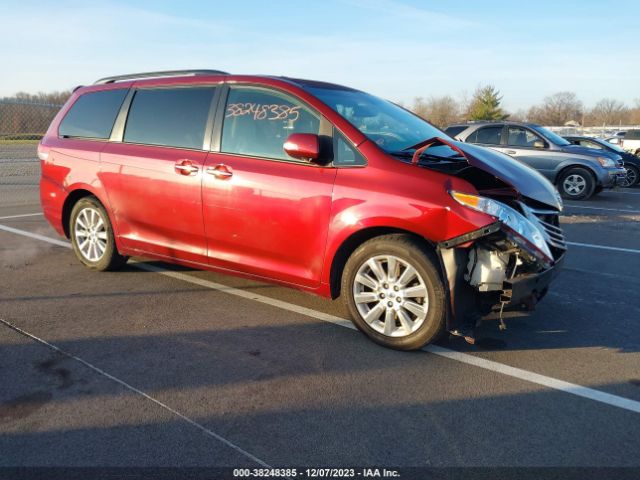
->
{"left": 507, "top": 127, "right": 543, "bottom": 148}
{"left": 221, "top": 87, "right": 320, "bottom": 161}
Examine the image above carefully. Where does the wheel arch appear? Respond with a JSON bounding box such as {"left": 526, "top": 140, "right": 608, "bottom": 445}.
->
{"left": 61, "top": 187, "right": 113, "bottom": 239}
{"left": 328, "top": 226, "right": 436, "bottom": 299}
{"left": 555, "top": 163, "right": 597, "bottom": 186}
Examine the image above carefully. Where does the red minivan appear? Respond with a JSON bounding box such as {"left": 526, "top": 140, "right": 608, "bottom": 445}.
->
{"left": 39, "top": 70, "right": 565, "bottom": 350}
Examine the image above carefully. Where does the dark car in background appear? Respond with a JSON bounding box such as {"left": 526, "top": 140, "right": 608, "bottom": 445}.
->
{"left": 565, "top": 135, "right": 640, "bottom": 187}
{"left": 445, "top": 121, "right": 626, "bottom": 200}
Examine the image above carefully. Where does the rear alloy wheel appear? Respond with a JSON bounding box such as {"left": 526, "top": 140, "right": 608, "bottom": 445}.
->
{"left": 622, "top": 164, "right": 639, "bottom": 187}
{"left": 342, "top": 234, "right": 446, "bottom": 350}
{"left": 70, "top": 196, "right": 128, "bottom": 271}
{"left": 558, "top": 167, "right": 595, "bottom": 200}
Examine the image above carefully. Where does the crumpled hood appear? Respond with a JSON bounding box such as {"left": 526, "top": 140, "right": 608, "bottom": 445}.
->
{"left": 407, "top": 137, "right": 562, "bottom": 210}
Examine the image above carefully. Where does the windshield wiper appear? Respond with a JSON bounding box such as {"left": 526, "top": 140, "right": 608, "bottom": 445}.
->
{"left": 389, "top": 149, "right": 464, "bottom": 164}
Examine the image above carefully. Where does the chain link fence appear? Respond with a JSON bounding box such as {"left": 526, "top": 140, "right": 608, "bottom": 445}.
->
{"left": 0, "top": 100, "right": 63, "bottom": 210}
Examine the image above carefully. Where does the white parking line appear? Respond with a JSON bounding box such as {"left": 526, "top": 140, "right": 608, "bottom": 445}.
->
{"left": 2, "top": 221, "right": 640, "bottom": 415}
{"left": 0, "top": 317, "right": 271, "bottom": 468}
{"left": 566, "top": 241, "right": 640, "bottom": 255}
{"left": 0, "top": 212, "right": 44, "bottom": 220}
{"left": 606, "top": 190, "right": 640, "bottom": 195}
{"left": 563, "top": 204, "right": 640, "bottom": 214}
{"left": 0, "top": 223, "right": 71, "bottom": 248}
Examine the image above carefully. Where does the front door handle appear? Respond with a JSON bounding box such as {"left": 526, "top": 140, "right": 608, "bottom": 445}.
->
{"left": 206, "top": 164, "right": 233, "bottom": 179}
{"left": 505, "top": 150, "right": 517, "bottom": 155}
{"left": 175, "top": 160, "right": 199, "bottom": 176}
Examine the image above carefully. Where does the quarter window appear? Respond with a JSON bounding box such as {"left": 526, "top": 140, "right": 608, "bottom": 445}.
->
{"left": 59, "top": 89, "right": 127, "bottom": 139}
{"left": 124, "top": 87, "right": 215, "bottom": 149}
{"left": 334, "top": 132, "right": 366, "bottom": 166}
{"left": 221, "top": 87, "right": 320, "bottom": 161}
{"left": 467, "top": 126, "right": 503, "bottom": 145}
{"left": 507, "top": 127, "right": 543, "bottom": 147}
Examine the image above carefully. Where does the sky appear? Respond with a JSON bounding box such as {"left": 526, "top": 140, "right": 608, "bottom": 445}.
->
{"left": 1, "top": 0, "right": 638, "bottom": 111}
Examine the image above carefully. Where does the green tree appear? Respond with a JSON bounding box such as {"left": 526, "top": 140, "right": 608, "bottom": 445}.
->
{"left": 465, "top": 85, "right": 508, "bottom": 121}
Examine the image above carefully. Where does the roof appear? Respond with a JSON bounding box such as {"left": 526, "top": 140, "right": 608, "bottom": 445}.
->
{"left": 280, "top": 77, "right": 359, "bottom": 92}
{"left": 447, "top": 120, "right": 542, "bottom": 129}
{"left": 92, "top": 70, "right": 358, "bottom": 92}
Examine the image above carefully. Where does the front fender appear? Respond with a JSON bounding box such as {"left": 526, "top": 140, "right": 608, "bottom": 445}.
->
{"left": 553, "top": 159, "right": 602, "bottom": 183}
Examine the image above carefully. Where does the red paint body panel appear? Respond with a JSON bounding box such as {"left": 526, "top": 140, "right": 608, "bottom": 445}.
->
{"left": 202, "top": 152, "right": 336, "bottom": 287}
{"left": 100, "top": 143, "right": 209, "bottom": 264}
{"left": 40, "top": 74, "right": 495, "bottom": 298}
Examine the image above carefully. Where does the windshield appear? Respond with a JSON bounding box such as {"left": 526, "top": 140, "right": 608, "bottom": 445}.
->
{"left": 306, "top": 86, "right": 447, "bottom": 152}
{"left": 596, "top": 138, "right": 625, "bottom": 153}
{"left": 531, "top": 125, "right": 571, "bottom": 146}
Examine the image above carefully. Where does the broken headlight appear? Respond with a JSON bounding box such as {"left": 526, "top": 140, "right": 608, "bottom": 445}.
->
{"left": 450, "top": 191, "right": 553, "bottom": 263}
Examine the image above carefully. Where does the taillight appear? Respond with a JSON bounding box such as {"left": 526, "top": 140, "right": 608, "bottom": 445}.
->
{"left": 37, "top": 144, "right": 49, "bottom": 161}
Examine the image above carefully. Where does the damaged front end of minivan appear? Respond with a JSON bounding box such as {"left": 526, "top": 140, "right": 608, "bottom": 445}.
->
{"left": 411, "top": 138, "right": 567, "bottom": 342}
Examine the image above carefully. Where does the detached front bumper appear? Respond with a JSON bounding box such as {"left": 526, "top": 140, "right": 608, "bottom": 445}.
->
{"left": 437, "top": 221, "right": 566, "bottom": 333}
{"left": 504, "top": 253, "right": 565, "bottom": 309}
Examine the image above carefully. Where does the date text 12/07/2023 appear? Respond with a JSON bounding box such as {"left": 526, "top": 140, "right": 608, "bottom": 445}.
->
{"left": 232, "top": 467, "right": 401, "bottom": 478}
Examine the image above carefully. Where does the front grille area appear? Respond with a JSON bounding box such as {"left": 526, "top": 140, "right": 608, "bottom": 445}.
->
{"left": 519, "top": 204, "right": 567, "bottom": 260}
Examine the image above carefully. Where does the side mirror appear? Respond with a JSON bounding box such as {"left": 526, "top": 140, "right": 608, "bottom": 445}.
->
{"left": 533, "top": 140, "right": 546, "bottom": 149}
{"left": 283, "top": 133, "right": 320, "bottom": 162}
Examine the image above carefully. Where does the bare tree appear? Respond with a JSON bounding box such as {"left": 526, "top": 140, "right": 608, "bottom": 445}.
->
{"left": 508, "top": 109, "right": 528, "bottom": 122}
{"left": 410, "top": 95, "right": 460, "bottom": 127}
{"left": 587, "top": 98, "right": 629, "bottom": 126}
{"left": 527, "top": 92, "right": 583, "bottom": 126}
{"left": 628, "top": 98, "right": 640, "bottom": 125}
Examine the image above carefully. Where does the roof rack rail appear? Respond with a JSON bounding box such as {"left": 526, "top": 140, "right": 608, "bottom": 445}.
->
{"left": 94, "top": 69, "right": 229, "bottom": 85}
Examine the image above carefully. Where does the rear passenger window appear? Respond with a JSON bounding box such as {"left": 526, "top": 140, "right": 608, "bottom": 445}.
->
{"left": 59, "top": 89, "right": 127, "bottom": 139}
{"left": 221, "top": 87, "right": 320, "bottom": 161}
{"left": 468, "top": 126, "right": 503, "bottom": 145}
{"left": 124, "top": 87, "right": 215, "bottom": 150}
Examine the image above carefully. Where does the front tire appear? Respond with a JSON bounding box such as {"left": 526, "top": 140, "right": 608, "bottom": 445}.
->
{"left": 558, "top": 167, "right": 595, "bottom": 200}
{"left": 70, "top": 196, "right": 128, "bottom": 271}
{"left": 341, "top": 234, "right": 446, "bottom": 351}
{"left": 622, "top": 164, "right": 639, "bottom": 187}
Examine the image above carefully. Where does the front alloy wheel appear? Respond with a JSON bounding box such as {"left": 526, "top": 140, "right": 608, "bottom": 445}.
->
{"left": 342, "top": 234, "right": 446, "bottom": 350}
{"left": 622, "top": 164, "right": 639, "bottom": 187}
{"left": 563, "top": 174, "right": 586, "bottom": 196}
{"left": 353, "top": 255, "right": 429, "bottom": 337}
{"left": 558, "top": 167, "right": 595, "bottom": 200}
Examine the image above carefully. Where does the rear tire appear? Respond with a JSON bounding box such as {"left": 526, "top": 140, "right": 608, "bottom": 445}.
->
{"left": 341, "top": 234, "right": 446, "bottom": 351}
{"left": 558, "top": 167, "right": 595, "bottom": 200}
{"left": 70, "top": 196, "right": 128, "bottom": 271}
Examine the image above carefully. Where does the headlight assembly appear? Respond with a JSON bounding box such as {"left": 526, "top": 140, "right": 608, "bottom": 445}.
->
{"left": 596, "top": 156, "right": 616, "bottom": 168}
{"left": 450, "top": 191, "right": 553, "bottom": 263}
